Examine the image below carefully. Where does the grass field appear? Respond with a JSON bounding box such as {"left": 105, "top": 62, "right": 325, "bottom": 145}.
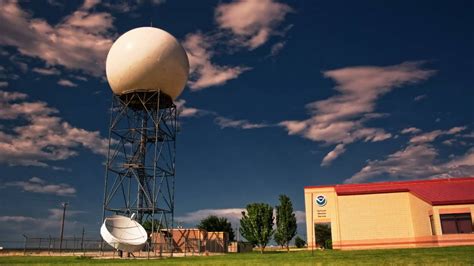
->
{"left": 1, "top": 246, "right": 473, "bottom": 265}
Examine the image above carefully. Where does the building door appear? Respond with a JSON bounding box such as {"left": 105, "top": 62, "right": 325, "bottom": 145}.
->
{"left": 314, "top": 223, "right": 332, "bottom": 249}
{"left": 440, "top": 213, "right": 473, "bottom": 234}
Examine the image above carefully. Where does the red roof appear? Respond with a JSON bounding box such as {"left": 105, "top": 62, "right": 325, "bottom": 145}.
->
{"left": 305, "top": 177, "right": 474, "bottom": 205}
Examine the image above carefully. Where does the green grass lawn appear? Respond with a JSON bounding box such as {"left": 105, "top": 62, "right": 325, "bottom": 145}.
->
{"left": 1, "top": 246, "right": 473, "bottom": 265}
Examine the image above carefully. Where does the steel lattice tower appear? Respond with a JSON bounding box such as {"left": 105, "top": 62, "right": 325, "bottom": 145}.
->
{"left": 102, "top": 90, "right": 177, "bottom": 232}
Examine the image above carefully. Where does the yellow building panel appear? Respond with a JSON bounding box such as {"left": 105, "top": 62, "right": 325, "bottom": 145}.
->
{"left": 408, "top": 193, "right": 433, "bottom": 237}
{"left": 337, "top": 192, "right": 414, "bottom": 241}
{"left": 304, "top": 187, "right": 339, "bottom": 248}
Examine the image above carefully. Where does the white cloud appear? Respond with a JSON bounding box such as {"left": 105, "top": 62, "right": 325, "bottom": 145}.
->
{"left": 442, "top": 139, "right": 455, "bottom": 146}
{"left": 447, "top": 126, "right": 467, "bottom": 135}
{"left": 347, "top": 125, "right": 471, "bottom": 183}
{"left": 414, "top": 94, "right": 427, "bottom": 101}
{"left": 0, "top": 0, "right": 115, "bottom": 77}
{"left": 180, "top": 107, "right": 200, "bottom": 118}
{"left": 32, "top": 67, "right": 61, "bottom": 76}
{"left": 57, "top": 79, "right": 78, "bottom": 87}
{"left": 175, "top": 208, "right": 245, "bottom": 225}
{"left": 346, "top": 144, "right": 439, "bottom": 183}
{"left": 47, "top": 0, "right": 63, "bottom": 7}
{"left": 0, "top": 208, "right": 85, "bottom": 238}
{"left": 346, "top": 144, "right": 474, "bottom": 184}
{"left": 441, "top": 148, "right": 474, "bottom": 175}
{"left": 183, "top": 32, "right": 249, "bottom": 90}
{"left": 215, "top": 116, "right": 269, "bottom": 130}
{"left": 401, "top": 127, "right": 421, "bottom": 134}
{"left": 102, "top": 0, "right": 165, "bottom": 13}
{"left": 175, "top": 99, "right": 270, "bottom": 131}
{"left": 5, "top": 177, "right": 76, "bottom": 196}
{"left": 0, "top": 62, "right": 19, "bottom": 81}
{"left": 321, "top": 144, "right": 346, "bottom": 167}
{"left": 294, "top": 211, "right": 306, "bottom": 224}
{"left": 175, "top": 98, "right": 270, "bottom": 133}
{"left": 215, "top": 0, "right": 293, "bottom": 49}
{"left": 280, "top": 61, "right": 436, "bottom": 166}
{"left": 174, "top": 99, "right": 207, "bottom": 118}
{"left": 0, "top": 90, "right": 109, "bottom": 167}
{"left": 47, "top": 208, "right": 85, "bottom": 220}
{"left": 175, "top": 208, "right": 306, "bottom": 225}
{"left": 9, "top": 54, "right": 28, "bottom": 73}
{"left": 0, "top": 216, "right": 38, "bottom": 223}
{"left": 270, "top": 41, "right": 286, "bottom": 56}
{"left": 181, "top": 0, "right": 293, "bottom": 90}
{"left": 409, "top": 126, "right": 466, "bottom": 144}
{"left": 462, "top": 132, "right": 474, "bottom": 138}
{"left": 0, "top": 208, "right": 83, "bottom": 225}
{"left": 409, "top": 130, "right": 444, "bottom": 144}
{"left": 71, "top": 75, "right": 88, "bottom": 82}
{"left": 0, "top": 90, "right": 27, "bottom": 101}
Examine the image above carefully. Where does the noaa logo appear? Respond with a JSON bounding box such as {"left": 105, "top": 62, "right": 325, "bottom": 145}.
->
{"left": 315, "top": 195, "right": 327, "bottom": 207}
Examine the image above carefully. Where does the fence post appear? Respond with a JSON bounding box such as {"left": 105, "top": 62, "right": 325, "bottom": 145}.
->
{"left": 48, "top": 235, "right": 52, "bottom": 254}
{"left": 169, "top": 235, "right": 173, "bottom": 258}
{"left": 147, "top": 241, "right": 150, "bottom": 260}
{"left": 198, "top": 239, "right": 201, "bottom": 255}
{"left": 81, "top": 227, "right": 85, "bottom": 255}
{"left": 22, "top": 234, "right": 27, "bottom": 255}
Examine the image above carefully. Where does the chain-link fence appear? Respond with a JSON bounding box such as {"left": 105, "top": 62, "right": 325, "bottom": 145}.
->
{"left": 0, "top": 235, "right": 228, "bottom": 257}
{"left": 22, "top": 236, "right": 112, "bottom": 253}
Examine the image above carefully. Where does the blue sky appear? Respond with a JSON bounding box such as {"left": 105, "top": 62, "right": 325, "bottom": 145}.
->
{"left": 0, "top": 0, "right": 473, "bottom": 245}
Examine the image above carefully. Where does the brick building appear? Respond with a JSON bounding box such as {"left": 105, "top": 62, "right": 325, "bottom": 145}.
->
{"left": 304, "top": 177, "right": 474, "bottom": 250}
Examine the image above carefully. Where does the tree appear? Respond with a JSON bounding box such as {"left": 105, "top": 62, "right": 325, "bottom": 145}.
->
{"left": 197, "top": 215, "right": 235, "bottom": 241}
{"left": 240, "top": 203, "right": 274, "bottom": 253}
{"left": 294, "top": 235, "right": 306, "bottom": 248}
{"left": 315, "top": 223, "right": 332, "bottom": 249}
{"left": 274, "top": 194, "right": 297, "bottom": 251}
{"left": 142, "top": 219, "right": 162, "bottom": 232}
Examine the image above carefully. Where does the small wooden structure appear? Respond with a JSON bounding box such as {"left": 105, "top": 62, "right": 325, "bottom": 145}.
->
{"left": 227, "top": 241, "right": 253, "bottom": 253}
{"left": 151, "top": 229, "right": 229, "bottom": 253}
{"left": 207, "top": 232, "right": 229, "bottom": 253}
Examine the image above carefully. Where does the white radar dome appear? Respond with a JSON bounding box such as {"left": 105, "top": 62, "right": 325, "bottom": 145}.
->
{"left": 106, "top": 27, "right": 189, "bottom": 99}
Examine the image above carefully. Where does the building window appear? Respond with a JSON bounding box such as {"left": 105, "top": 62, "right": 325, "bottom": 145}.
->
{"left": 429, "top": 215, "right": 436, "bottom": 235}
{"left": 440, "top": 213, "right": 473, "bottom": 234}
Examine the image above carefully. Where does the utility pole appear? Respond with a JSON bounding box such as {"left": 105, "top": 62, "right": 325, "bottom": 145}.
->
{"left": 311, "top": 193, "right": 314, "bottom": 256}
{"left": 59, "top": 202, "right": 68, "bottom": 253}
{"left": 81, "top": 227, "right": 85, "bottom": 255}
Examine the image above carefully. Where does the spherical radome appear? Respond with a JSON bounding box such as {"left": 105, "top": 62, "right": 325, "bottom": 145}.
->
{"left": 106, "top": 27, "right": 189, "bottom": 99}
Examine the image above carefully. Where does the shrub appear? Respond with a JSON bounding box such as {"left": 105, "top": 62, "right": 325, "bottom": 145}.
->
{"left": 294, "top": 236, "right": 306, "bottom": 248}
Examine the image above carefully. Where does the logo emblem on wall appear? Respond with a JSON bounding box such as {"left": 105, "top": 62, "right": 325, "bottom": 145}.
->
{"left": 315, "top": 195, "right": 327, "bottom": 207}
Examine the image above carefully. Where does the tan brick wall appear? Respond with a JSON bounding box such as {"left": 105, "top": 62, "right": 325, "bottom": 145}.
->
{"left": 337, "top": 192, "right": 414, "bottom": 241}
{"left": 408, "top": 193, "right": 433, "bottom": 237}
{"left": 304, "top": 187, "right": 474, "bottom": 250}
{"left": 304, "top": 187, "right": 338, "bottom": 247}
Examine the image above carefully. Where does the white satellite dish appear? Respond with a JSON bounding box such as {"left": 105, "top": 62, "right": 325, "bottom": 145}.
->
{"left": 105, "top": 27, "right": 189, "bottom": 99}
{"left": 100, "top": 215, "right": 148, "bottom": 252}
